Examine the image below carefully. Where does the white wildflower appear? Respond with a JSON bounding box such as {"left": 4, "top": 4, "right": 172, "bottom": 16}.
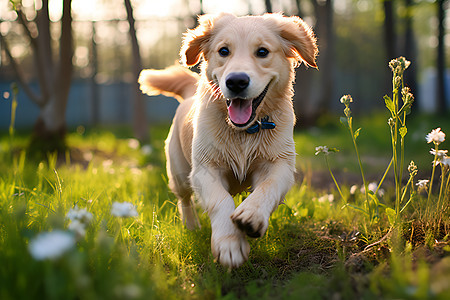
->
{"left": 28, "top": 230, "right": 75, "bottom": 261}
{"left": 141, "top": 145, "right": 153, "bottom": 156}
{"left": 115, "top": 284, "right": 142, "bottom": 299}
{"left": 441, "top": 156, "right": 450, "bottom": 167}
{"left": 426, "top": 128, "right": 446, "bottom": 145}
{"left": 318, "top": 194, "right": 334, "bottom": 203}
{"left": 361, "top": 182, "right": 384, "bottom": 197}
{"left": 429, "top": 148, "right": 448, "bottom": 158}
{"left": 127, "top": 138, "right": 140, "bottom": 150}
{"left": 340, "top": 95, "right": 353, "bottom": 105}
{"left": 315, "top": 146, "right": 329, "bottom": 155}
{"left": 66, "top": 206, "right": 93, "bottom": 224}
{"left": 111, "top": 201, "right": 138, "bottom": 218}
{"left": 350, "top": 185, "right": 358, "bottom": 195}
{"left": 68, "top": 220, "right": 87, "bottom": 238}
{"left": 416, "top": 179, "right": 429, "bottom": 192}
{"left": 66, "top": 206, "right": 93, "bottom": 239}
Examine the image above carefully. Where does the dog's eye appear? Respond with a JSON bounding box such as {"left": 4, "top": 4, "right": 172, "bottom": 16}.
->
{"left": 218, "top": 47, "right": 230, "bottom": 57}
{"left": 256, "top": 47, "right": 269, "bottom": 58}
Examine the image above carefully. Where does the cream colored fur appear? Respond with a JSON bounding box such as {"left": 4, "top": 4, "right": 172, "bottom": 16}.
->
{"left": 139, "top": 13, "right": 317, "bottom": 268}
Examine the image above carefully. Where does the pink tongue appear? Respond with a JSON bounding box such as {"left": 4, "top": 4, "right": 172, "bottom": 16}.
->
{"left": 228, "top": 99, "right": 252, "bottom": 125}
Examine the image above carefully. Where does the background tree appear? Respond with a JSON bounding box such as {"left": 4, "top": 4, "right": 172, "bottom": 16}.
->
{"left": 383, "top": 0, "right": 396, "bottom": 61}
{"left": 1, "top": 0, "right": 73, "bottom": 151}
{"left": 292, "top": 0, "right": 335, "bottom": 127}
{"left": 403, "top": 0, "right": 417, "bottom": 101}
{"left": 437, "top": 0, "right": 447, "bottom": 112}
{"left": 124, "top": 0, "right": 149, "bottom": 143}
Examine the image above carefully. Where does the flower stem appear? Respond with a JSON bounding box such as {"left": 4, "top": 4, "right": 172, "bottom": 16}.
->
{"left": 436, "top": 167, "right": 447, "bottom": 216}
{"left": 325, "top": 155, "right": 345, "bottom": 202}
{"left": 377, "top": 158, "right": 393, "bottom": 196}
{"left": 427, "top": 144, "right": 439, "bottom": 218}
{"left": 348, "top": 119, "right": 370, "bottom": 219}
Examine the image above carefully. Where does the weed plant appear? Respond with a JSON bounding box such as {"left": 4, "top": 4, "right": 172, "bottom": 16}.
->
{"left": 316, "top": 58, "right": 449, "bottom": 240}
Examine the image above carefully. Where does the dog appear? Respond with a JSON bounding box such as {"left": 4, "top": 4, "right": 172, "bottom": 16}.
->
{"left": 139, "top": 13, "right": 318, "bottom": 268}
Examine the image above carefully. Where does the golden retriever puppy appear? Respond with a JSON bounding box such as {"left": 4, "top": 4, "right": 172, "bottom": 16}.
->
{"left": 139, "top": 13, "right": 317, "bottom": 268}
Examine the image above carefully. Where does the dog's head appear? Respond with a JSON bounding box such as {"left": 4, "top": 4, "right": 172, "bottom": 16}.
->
{"left": 181, "top": 13, "right": 318, "bottom": 130}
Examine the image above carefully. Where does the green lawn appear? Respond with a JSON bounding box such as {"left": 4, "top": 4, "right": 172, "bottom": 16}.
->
{"left": 0, "top": 112, "right": 449, "bottom": 299}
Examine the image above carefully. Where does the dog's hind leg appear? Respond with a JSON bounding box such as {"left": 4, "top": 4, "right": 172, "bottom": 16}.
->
{"left": 177, "top": 194, "right": 201, "bottom": 230}
{"left": 165, "top": 126, "right": 200, "bottom": 230}
{"left": 168, "top": 165, "right": 201, "bottom": 230}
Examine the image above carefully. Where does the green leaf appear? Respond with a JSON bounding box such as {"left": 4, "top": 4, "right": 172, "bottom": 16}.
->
{"left": 400, "top": 195, "right": 415, "bottom": 213}
{"left": 353, "top": 128, "right": 361, "bottom": 140}
{"left": 343, "top": 203, "right": 369, "bottom": 216}
{"left": 298, "top": 207, "right": 308, "bottom": 218}
{"left": 368, "top": 191, "right": 380, "bottom": 207}
{"left": 340, "top": 117, "right": 348, "bottom": 128}
{"left": 384, "top": 95, "right": 395, "bottom": 114}
{"left": 385, "top": 207, "right": 396, "bottom": 226}
{"left": 399, "top": 126, "right": 407, "bottom": 138}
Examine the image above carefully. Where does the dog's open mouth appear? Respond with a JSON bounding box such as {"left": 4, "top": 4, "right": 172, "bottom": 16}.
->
{"left": 226, "top": 84, "right": 270, "bottom": 127}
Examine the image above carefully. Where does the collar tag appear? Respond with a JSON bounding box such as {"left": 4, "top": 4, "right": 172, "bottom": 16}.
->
{"left": 246, "top": 116, "right": 276, "bottom": 134}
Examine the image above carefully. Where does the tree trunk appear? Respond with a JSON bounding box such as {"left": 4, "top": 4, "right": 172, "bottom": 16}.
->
{"left": 124, "top": 0, "right": 149, "bottom": 143}
{"left": 403, "top": 0, "right": 418, "bottom": 106}
{"left": 294, "top": 0, "right": 303, "bottom": 17}
{"left": 293, "top": 0, "right": 334, "bottom": 128}
{"left": 265, "top": 0, "right": 273, "bottom": 13}
{"left": 33, "top": 0, "right": 73, "bottom": 143}
{"left": 2, "top": 0, "right": 74, "bottom": 154}
{"left": 383, "top": 0, "right": 396, "bottom": 61}
{"left": 437, "top": 0, "right": 447, "bottom": 112}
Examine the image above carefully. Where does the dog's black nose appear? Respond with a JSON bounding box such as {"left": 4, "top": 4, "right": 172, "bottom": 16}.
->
{"left": 226, "top": 73, "right": 250, "bottom": 94}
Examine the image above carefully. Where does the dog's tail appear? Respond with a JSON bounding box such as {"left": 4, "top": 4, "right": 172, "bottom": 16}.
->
{"left": 138, "top": 65, "right": 199, "bottom": 102}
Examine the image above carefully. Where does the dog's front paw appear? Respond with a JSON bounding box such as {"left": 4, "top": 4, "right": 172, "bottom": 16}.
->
{"left": 231, "top": 202, "right": 269, "bottom": 238}
{"left": 211, "top": 233, "right": 250, "bottom": 268}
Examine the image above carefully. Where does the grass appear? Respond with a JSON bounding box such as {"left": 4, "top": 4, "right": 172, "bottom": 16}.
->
{"left": 0, "top": 113, "right": 449, "bottom": 299}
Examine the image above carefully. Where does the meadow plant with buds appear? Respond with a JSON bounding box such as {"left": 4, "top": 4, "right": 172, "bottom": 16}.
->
{"left": 317, "top": 57, "right": 448, "bottom": 234}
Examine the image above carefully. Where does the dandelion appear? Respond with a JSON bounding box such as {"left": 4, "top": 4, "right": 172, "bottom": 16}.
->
{"left": 111, "top": 201, "right": 138, "bottom": 218}
{"left": 426, "top": 128, "right": 446, "bottom": 145}
{"left": 28, "top": 230, "right": 75, "bottom": 261}
{"left": 315, "top": 146, "right": 329, "bottom": 155}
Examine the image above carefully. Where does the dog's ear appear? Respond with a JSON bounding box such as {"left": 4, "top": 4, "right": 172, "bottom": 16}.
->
{"left": 180, "top": 13, "right": 234, "bottom": 66}
{"left": 269, "top": 14, "right": 318, "bottom": 68}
